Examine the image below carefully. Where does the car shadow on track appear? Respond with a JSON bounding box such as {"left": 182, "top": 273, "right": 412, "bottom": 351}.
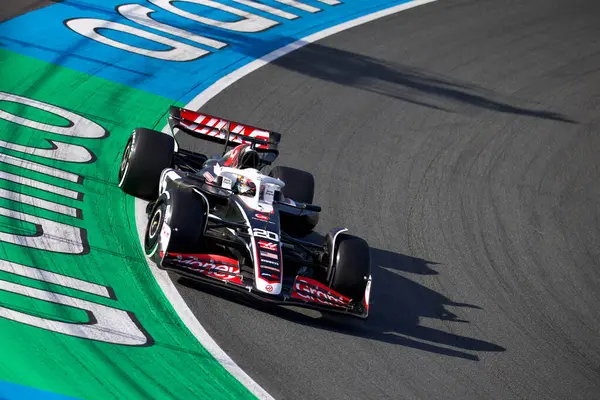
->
{"left": 178, "top": 247, "right": 505, "bottom": 361}
{"left": 353, "top": 248, "right": 505, "bottom": 360}
{"left": 187, "top": 26, "right": 575, "bottom": 124}
{"left": 268, "top": 43, "right": 576, "bottom": 123}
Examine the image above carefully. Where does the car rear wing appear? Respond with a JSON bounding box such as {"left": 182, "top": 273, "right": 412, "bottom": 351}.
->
{"left": 168, "top": 106, "right": 281, "bottom": 161}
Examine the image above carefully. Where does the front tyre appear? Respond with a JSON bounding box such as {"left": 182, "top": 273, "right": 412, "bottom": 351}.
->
{"left": 330, "top": 235, "right": 371, "bottom": 301}
{"left": 145, "top": 188, "right": 207, "bottom": 257}
{"left": 118, "top": 128, "right": 175, "bottom": 200}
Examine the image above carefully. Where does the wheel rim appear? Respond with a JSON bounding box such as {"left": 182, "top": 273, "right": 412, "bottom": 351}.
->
{"left": 148, "top": 209, "right": 162, "bottom": 240}
{"left": 117, "top": 141, "right": 132, "bottom": 186}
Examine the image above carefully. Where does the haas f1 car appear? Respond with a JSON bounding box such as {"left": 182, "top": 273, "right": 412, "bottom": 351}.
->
{"left": 118, "top": 106, "right": 372, "bottom": 319}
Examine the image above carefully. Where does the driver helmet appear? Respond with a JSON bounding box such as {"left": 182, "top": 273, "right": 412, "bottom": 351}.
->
{"left": 235, "top": 176, "right": 256, "bottom": 197}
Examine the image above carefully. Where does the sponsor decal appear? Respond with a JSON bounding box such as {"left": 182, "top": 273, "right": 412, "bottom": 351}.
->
{"left": 223, "top": 145, "right": 242, "bottom": 166}
{"left": 252, "top": 215, "right": 275, "bottom": 224}
{"left": 254, "top": 213, "right": 269, "bottom": 222}
{"left": 161, "top": 225, "right": 171, "bottom": 240}
{"left": 173, "top": 253, "right": 243, "bottom": 285}
{"left": 363, "top": 277, "right": 372, "bottom": 311}
{"left": 291, "top": 277, "right": 351, "bottom": 308}
{"left": 262, "top": 184, "right": 276, "bottom": 204}
{"left": 221, "top": 175, "right": 233, "bottom": 189}
{"left": 253, "top": 228, "right": 279, "bottom": 241}
{"left": 261, "top": 265, "right": 280, "bottom": 272}
{"left": 260, "top": 258, "right": 279, "bottom": 266}
{"left": 181, "top": 112, "right": 271, "bottom": 150}
{"left": 283, "top": 197, "right": 296, "bottom": 207}
{"left": 203, "top": 171, "right": 215, "bottom": 183}
{"left": 258, "top": 240, "right": 278, "bottom": 251}
{"left": 260, "top": 251, "right": 278, "bottom": 260}
{"left": 156, "top": 223, "right": 171, "bottom": 258}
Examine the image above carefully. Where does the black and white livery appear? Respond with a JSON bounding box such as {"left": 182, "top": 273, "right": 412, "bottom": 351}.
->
{"left": 118, "top": 106, "right": 372, "bottom": 319}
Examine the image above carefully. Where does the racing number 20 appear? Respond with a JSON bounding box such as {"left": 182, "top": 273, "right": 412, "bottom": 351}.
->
{"left": 253, "top": 228, "right": 279, "bottom": 241}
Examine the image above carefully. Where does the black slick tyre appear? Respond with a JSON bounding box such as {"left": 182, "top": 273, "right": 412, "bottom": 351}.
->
{"left": 118, "top": 128, "right": 175, "bottom": 200}
{"left": 269, "top": 166, "right": 318, "bottom": 236}
{"left": 145, "top": 188, "right": 207, "bottom": 256}
{"left": 330, "top": 235, "right": 371, "bottom": 301}
{"left": 269, "top": 166, "right": 314, "bottom": 203}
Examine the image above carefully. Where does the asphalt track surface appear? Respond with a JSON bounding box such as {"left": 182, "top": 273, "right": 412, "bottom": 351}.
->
{"left": 174, "top": 0, "right": 600, "bottom": 399}
{"left": 0, "top": 0, "right": 61, "bottom": 23}
{"left": 4, "top": 0, "right": 599, "bottom": 399}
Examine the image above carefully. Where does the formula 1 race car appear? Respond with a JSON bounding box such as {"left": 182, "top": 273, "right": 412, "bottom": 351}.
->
{"left": 117, "top": 106, "right": 372, "bottom": 319}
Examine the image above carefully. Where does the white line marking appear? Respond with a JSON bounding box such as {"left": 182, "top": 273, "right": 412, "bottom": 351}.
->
{"left": 0, "top": 152, "right": 80, "bottom": 183}
{"left": 0, "top": 170, "right": 80, "bottom": 199}
{"left": 274, "top": 0, "right": 321, "bottom": 13}
{"left": 0, "top": 259, "right": 110, "bottom": 297}
{"left": 136, "top": 0, "right": 437, "bottom": 398}
{"left": 0, "top": 187, "right": 78, "bottom": 216}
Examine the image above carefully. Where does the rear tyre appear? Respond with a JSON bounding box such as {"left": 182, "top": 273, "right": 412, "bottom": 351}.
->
{"left": 118, "top": 128, "right": 175, "bottom": 200}
{"left": 269, "top": 166, "right": 318, "bottom": 236}
{"left": 330, "top": 235, "right": 371, "bottom": 301}
{"left": 145, "top": 188, "right": 207, "bottom": 255}
{"left": 269, "top": 166, "right": 314, "bottom": 203}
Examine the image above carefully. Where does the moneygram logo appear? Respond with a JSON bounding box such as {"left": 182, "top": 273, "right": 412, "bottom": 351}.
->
{"left": 179, "top": 255, "right": 243, "bottom": 284}
{"left": 292, "top": 277, "right": 351, "bottom": 307}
